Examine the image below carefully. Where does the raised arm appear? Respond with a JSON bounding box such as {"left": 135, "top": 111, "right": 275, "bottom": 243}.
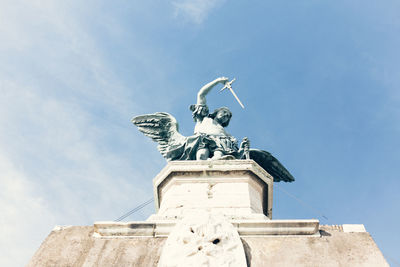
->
{"left": 197, "top": 77, "right": 229, "bottom": 105}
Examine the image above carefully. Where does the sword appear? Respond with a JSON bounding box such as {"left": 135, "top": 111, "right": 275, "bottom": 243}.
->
{"left": 219, "top": 78, "right": 245, "bottom": 109}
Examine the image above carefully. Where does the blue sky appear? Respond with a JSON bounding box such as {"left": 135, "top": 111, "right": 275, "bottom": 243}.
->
{"left": 1, "top": 0, "right": 399, "bottom": 266}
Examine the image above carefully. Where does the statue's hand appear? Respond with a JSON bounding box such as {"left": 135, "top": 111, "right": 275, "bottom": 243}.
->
{"left": 217, "top": 77, "right": 229, "bottom": 84}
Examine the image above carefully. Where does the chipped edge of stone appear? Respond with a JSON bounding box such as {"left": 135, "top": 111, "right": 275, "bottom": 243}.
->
{"left": 52, "top": 225, "right": 73, "bottom": 232}
{"left": 342, "top": 224, "right": 366, "bottom": 233}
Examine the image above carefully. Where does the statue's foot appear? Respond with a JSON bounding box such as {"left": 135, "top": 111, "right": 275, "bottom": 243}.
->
{"left": 219, "top": 155, "right": 235, "bottom": 160}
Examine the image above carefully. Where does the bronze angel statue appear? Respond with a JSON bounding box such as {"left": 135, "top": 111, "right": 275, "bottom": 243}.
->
{"left": 132, "top": 77, "right": 294, "bottom": 182}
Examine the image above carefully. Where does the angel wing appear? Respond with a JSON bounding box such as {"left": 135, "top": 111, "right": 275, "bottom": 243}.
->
{"left": 244, "top": 149, "right": 295, "bottom": 182}
{"left": 131, "top": 112, "right": 187, "bottom": 160}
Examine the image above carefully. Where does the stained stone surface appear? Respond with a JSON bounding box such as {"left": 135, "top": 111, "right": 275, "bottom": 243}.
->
{"left": 28, "top": 225, "right": 389, "bottom": 266}
{"left": 27, "top": 226, "right": 166, "bottom": 267}
{"left": 158, "top": 211, "right": 247, "bottom": 267}
{"left": 243, "top": 225, "right": 389, "bottom": 267}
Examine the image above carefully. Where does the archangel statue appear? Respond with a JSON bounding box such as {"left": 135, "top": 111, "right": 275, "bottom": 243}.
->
{"left": 132, "top": 77, "right": 294, "bottom": 182}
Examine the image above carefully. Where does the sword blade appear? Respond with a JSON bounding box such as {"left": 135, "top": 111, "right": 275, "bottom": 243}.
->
{"left": 228, "top": 87, "right": 245, "bottom": 109}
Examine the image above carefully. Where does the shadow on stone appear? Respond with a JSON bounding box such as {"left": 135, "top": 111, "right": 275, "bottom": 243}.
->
{"left": 320, "top": 230, "right": 331, "bottom": 236}
{"left": 241, "top": 238, "right": 252, "bottom": 267}
{"left": 128, "top": 223, "right": 153, "bottom": 229}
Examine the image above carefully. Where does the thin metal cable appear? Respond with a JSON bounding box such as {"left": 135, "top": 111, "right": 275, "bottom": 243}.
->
{"left": 275, "top": 183, "right": 329, "bottom": 221}
{"left": 115, "top": 186, "right": 328, "bottom": 222}
{"left": 115, "top": 198, "right": 154, "bottom": 222}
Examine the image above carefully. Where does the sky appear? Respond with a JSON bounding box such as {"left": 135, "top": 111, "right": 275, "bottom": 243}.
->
{"left": 0, "top": 0, "right": 399, "bottom": 266}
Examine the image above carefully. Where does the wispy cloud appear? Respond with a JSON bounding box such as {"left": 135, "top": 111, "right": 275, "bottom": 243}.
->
{"left": 172, "top": 0, "right": 226, "bottom": 24}
{"left": 0, "top": 1, "right": 157, "bottom": 265}
{"left": 0, "top": 153, "right": 55, "bottom": 267}
{"left": 0, "top": 76, "right": 149, "bottom": 266}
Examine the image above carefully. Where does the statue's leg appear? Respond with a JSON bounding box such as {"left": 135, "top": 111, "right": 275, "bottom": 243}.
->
{"left": 196, "top": 148, "right": 210, "bottom": 160}
{"left": 212, "top": 150, "right": 224, "bottom": 160}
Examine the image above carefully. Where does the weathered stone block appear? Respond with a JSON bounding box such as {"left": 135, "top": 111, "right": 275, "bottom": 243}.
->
{"left": 152, "top": 160, "right": 273, "bottom": 220}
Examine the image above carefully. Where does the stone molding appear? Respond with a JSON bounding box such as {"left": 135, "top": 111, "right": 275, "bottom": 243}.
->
{"left": 94, "top": 219, "right": 320, "bottom": 238}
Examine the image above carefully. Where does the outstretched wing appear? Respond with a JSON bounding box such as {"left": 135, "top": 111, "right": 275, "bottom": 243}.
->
{"left": 247, "top": 149, "right": 295, "bottom": 182}
{"left": 131, "top": 112, "right": 186, "bottom": 158}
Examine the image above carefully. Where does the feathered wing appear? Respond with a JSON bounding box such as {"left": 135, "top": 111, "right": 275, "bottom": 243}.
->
{"left": 131, "top": 112, "right": 186, "bottom": 159}
{"left": 246, "top": 149, "right": 295, "bottom": 182}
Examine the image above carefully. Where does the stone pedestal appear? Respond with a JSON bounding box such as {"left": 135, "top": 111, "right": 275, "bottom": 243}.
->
{"left": 150, "top": 160, "right": 273, "bottom": 221}
{"left": 94, "top": 160, "right": 319, "bottom": 238}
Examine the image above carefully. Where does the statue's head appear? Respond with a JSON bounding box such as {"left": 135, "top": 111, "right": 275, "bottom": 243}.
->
{"left": 209, "top": 107, "right": 232, "bottom": 127}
